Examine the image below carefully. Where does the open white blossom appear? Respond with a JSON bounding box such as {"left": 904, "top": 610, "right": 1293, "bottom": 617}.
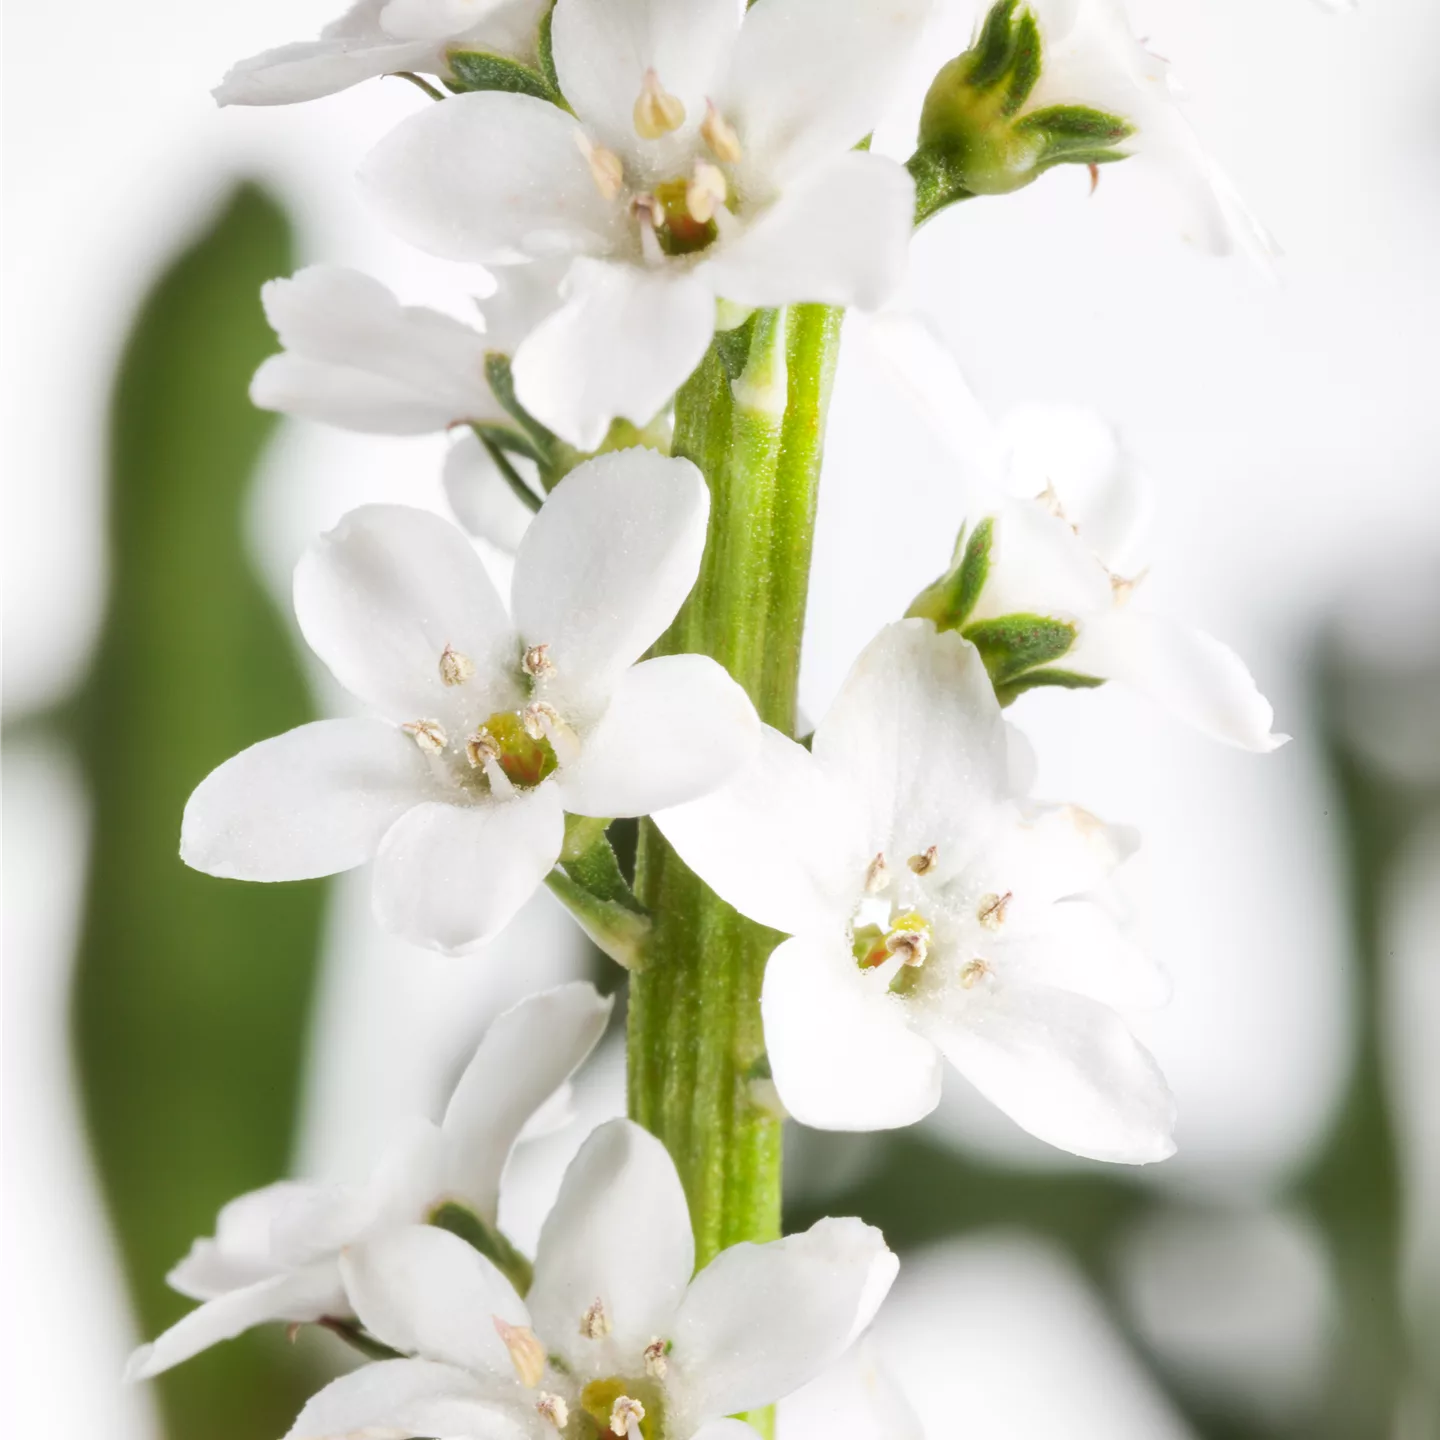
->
{"left": 284, "top": 1119, "right": 897, "bottom": 1440}
{"left": 657, "top": 620, "right": 1176, "bottom": 1164}
{"left": 181, "top": 448, "right": 759, "bottom": 954}
{"left": 126, "top": 983, "right": 611, "bottom": 1381}
{"left": 214, "top": 0, "right": 548, "bottom": 106}
{"left": 1024, "top": 0, "right": 1277, "bottom": 261}
{"left": 360, "top": 0, "right": 930, "bottom": 449}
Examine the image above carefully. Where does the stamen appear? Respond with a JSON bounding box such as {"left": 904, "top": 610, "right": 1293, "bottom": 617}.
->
{"left": 643, "top": 1337, "right": 669, "bottom": 1379}
{"left": 580, "top": 1298, "right": 611, "bottom": 1340}
{"left": 960, "top": 958, "right": 990, "bottom": 988}
{"left": 439, "top": 643, "right": 476, "bottom": 687}
{"left": 493, "top": 1318, "right": 546, "bottom": 1388}
{"left": 466, "top": 728, "right": 501, "bottom": 769}
{"left": 537, "top": 1393, "right": 570, "bottom": 1430}
{"left": 575, "top": 132, "right": 624, "bottom": 201}
{"left": 864, "top": 853, "right": 890, "bottom": 894}
{"left": 523, "top": 642, "right": 556, "bottom": 679}
{"left": 977, "top": 891, "right": 1012, "bottom": 931}
{"left": 686, "top": 161, "right": 727, "bottom": 224}
{"left": 633, "top": 69, "right": 685, "bottom": 140}
{"left": 907, "top": 846, "right": 939, "bottom": 876}
{"left": 402, "top": 719, "right": 447, "bottom": 755}
{"left": 523, "top": 700, "right": 562, "bottom": 742}
{"left": 701, "top": 100, "right": 743, "bottom": 163}
{"left": 610, "top": 1395, "right": 646, "bottom": 1437}
{"left": 887, "top": 930, "right": 929, "bottom": 967}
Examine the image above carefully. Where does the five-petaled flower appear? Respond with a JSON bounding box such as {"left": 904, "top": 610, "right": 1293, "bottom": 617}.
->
{"left": 126, "top": 983, "right": 611, "bottom": 1381}
{"left": 281, "top": 1118, "right": 897, "bottom": 1440}
{"left": 657, "top": 619, "right": 1177, "bottom": 1164}
{"left": 181, "top": 448, "right": 759, "bottom": 954}
{"left": 359, "top": 0, "right": 931, "bottom": 449}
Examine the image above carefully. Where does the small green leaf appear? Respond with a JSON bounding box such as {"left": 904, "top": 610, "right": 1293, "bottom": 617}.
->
{"left": 963, "top": 612, "right": 1078, "bottom": 685}
{"left": 429, "top": 1202, "right": 535, "bottom": 1296}
{"left": 447, "top": 49, "right": 556, "bottom": 101}
{"left": 994, "top": 667, "right": 1106, "bottom": 707}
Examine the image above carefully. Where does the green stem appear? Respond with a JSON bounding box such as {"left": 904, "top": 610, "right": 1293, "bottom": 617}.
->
{"left": 627, "top": 305, "right": 842, "bottom": 1271}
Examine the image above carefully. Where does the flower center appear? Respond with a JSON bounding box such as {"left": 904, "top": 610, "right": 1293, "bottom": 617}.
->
{"left": 641, "top": 174, "right": 723, "bottom": 256}
{"left": 470, "top": 710, "right": 558, "bottom": 788}
{"left": 579, "top": 1377, "right": 665, "bottom": 1440}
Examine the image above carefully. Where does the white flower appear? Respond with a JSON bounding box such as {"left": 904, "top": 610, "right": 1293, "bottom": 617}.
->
{"left": 359, "top": 0, "right": 931, "bottom": 449}
{"left": 181, "top": 448, "right": 759, "bottom": 954}
{"left": 214, "top": 0, "right": 548, "bottom": 107}
{"left": 125, "top": 982, "right": 611, "bottom": 1381}
{"left": 1023, "top": 0, "right": 1277, "bottom": 261}
{"left": 656, "top": 620, "right": 1176, "bottom": 1164}
{"left": 283, "top": 1118, "right": 897, "bottom": 1440}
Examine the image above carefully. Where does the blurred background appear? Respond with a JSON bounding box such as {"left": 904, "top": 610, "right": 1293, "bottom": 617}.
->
{"left": 4, "top": 1, "right": 1439, "bottom": 1436}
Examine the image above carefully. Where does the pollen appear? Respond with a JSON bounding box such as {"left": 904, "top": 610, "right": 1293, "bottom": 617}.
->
{"left": 576, "top": 132, "right": 624, "bottom": 201}
{"left": 977, "top": 891, "right": 1012, "bottom": 931}
{"left": 643, "top": 1338, "right": 669, "bottom": 1379}
{"left": 537, "top": 1392, "right": 570, "bottom": 1430}
{"left": 960, "top": 958, "right": 990, "bottom": 989}
{"left": 701, "top": 100, "right": 743, "bottom": 164}
{"left": 864, "top": 853, "right": 891, "bottom": 894}
{"left": 580, "top": 1297, "right": 612, "bottom": 1340}
{"left": 523, "top": 642, "right": 556, "bottom": 679}
{"left": 466, "top": 728, "right": 501, "bottom": 768}
{"left": 439, "top": 643, "right": 476, "bottom": 687}
{"left": 686, "top": 161, "right": 727, "bottom": 224}
{"left": 907, "top": 845, "right": 939, "bottom": 876}
{"left": 633, "top": 69, "right": 685, "bottom": 140}
{"left": 494, "top": 1317, "right": 546, "bottom": 1387}
{"left": 610, "top": 1395, "right": 646, "bottom": 1436}
{"left": 402, "top": 719, "right": 447, "bottom": 755}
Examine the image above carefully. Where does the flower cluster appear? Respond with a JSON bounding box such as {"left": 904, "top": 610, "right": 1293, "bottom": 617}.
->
{"left": 129, "top": 0, "right": 1293, "bottom": 1432}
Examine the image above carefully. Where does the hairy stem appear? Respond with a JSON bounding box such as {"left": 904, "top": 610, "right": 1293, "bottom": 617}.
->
{"left": 627, "top": 306, "right": 842, "bottom": 1286}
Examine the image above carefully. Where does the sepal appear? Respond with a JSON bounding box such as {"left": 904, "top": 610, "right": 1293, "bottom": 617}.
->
{"left": 428, "top": 1200, "right": 534, "bottom": 1296}
{"left": 446, "top": 49, "right": 558, "bottom": 103}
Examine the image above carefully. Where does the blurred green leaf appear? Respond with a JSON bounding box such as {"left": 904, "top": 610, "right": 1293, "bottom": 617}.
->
{"left": 69, "top": 184, "right": 329, "bottom": 1439}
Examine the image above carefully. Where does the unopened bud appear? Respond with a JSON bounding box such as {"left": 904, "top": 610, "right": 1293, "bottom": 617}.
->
{"left": 977, "top": 891, "right": 1012, "bottom": 931}
{"left": 494, "top": 1318, "right": 546, "bottom": 1388}
{"left": 523, "top": 642, "right": 556, "bottom": 679}
{"left": 907, "top": 846, "right": 939, "bottom": 877}
{"left": 701, "top": 100, "right": 743, "bottom": 164}
{"left": 537, "top": 1393, "right": 570, "bottom": 1430}
{"left": 580, "top": 1297, "right": 611, "bottom": 1340}
{"left": 611, "top": 1396, "right": 646, "bottom": 1436}
{"left": 633, "top": 69, "right": 685, "bottom": 140}
{"left": 466, "top": 728, "right": 501, "bottom": 768}
{"left": 439, "top": 643, "right": 476, "bottom": 687}
{"left": 403, "top": 719, "right": 447, "bottom": 755}
{"left": 864, "top": 853, "right": 891, "bottom": 894}
{"left": 644, "top": 1337, "right": 669, "bottom": 1378}
{"left": 686, "top": 161, "right": 727, "bottom": 224}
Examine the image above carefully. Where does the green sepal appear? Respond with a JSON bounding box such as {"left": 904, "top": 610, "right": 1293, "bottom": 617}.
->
{"left": 1019, "top": 103, "right": 1135, "bottom": 166}
{"left": 446, "top": 49, "right": 556, "bottom": 102}
{"left": 547, "top": 823, "right": 651, "bottom": 970}
{"left": 471, "top": 424, "right": 545, "bottom": 513}
{"left": 908, "top": 517, "right": 994, "bottom": 631}
{"left": 962, "top": 612, "right": 1078, "bottom": 686}
{"left": 994, "top": 667, "right": 1107, "bottom": 707}
{"left": 536, "top": 1, "right": 564, "bottom": 102}
{"left": 1001, "top": 9, "right": 1042, "bottom": 116}
{"left": 484, "top": 352, "right": 582, "bottom": 487}
{"left": 965, "top": 0, "right": 1023, "bottom": 92}
{"left": 428, "top": 1201, "right": 535, "bottom": 1296}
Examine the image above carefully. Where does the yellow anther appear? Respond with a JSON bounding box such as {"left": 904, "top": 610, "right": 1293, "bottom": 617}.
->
{"left": 686, "top": 161, "right": 727, "bottom": 224}
{"left": 701, "top": 100, "right": 743, "bottom": 164}
{"left": 523, "top": 642, "right": 556, "bottom": 679}
{"left": 493, "top": 1318, "right": 546, "bottom": 1388}
{"left": 864, "top": 853, "right": 891, "bottom": 894}
{"left": 960, "top": 958, "right": 990, "bottom": 989}
{"left": 633, "top": 68, "right": 685, "bottom": 140}
{"left": 977, "top": 891, "right": 1012, "bottom": 931}
{"left": 537, "top": 1393, "right": 570, "bottom": 1430}
{"left": 576, "top": 132, "right": 625, "bottom": 201}
{"left": 611, "top": 1395, "right": 646, "bottom": 1436}
{"left": 644, "top": 1337, "right": 669, "bottom": 1379}
{"left": 439, "top": 643, "right": 476, "bottom": 687}
{"left": 907, "top": 845, "right": 939, "bottom": 876}
{"left": 580, "top": 1297, "right": 612, "bottom": 1340}
{"left": 402, "top": 719, "right": 448, "bottom": 755}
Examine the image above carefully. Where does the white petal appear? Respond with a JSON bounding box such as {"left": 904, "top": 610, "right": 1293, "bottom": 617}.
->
{"left": 357, "top": 1118, "right": 450, "bottom": 1238}
{"left": 285, "top": 1359, "right": 528, "bottom": 1440}
{"left": 763, "top": 934, "right": 942, "bottom": 1131}
{"left": 293, "top": 504, "right": 518, "bottom": 726}
{"left": 511, "top": 448, "right": 709, "bottom": 703}
{"left": 441, "top": 982, "right": 614, "bottom": 1221}
{"left": 126, "top": 1266, "right": 345, "bottom": 1381}
{"left": 214, "top": 37, "right": 440, "bottom": 106}
{"left": 254, "top": 354, "right": 479, "bottom": 435}
{"left": 1069, "top": 609, "right": 1287, "bottom": 751}
{"left": 371, "top": 789, "right": 565, "bottom": 954}
{"left": 675, "top": 1217, "right": 898, "bottom": 1417}
{"left": 922, "top": 983, "right": 1177, "bottom": 1164}
{"left": 778, "top": 1342, "right": 924, "bottom": 1440}
{"left": 555, "top": 655, "right": 759, "bottom": 818}
{"left": 476, "top": 257, "right": 569, "bottom": 355}
{"left": 703, "top": 154, "right": 911, "bottom": 311}
{"left": 551, "top": 0, "right": 740, "bottom": 161}
{"left": 812, "top": 621, "right": 1010, "bottom": 881}
{"left": 964, "top": 499, "right": 1114, "bottom": 625}
{"left": 977, "top": 801, "right": 1137, "bottom": 904}
{"left": 383, "top": 0, "right": 515, "bottom": 41}
{"left": 654, "top": 727, "right": 863, "bottom": 936}
{"left": 167, "top": 1182, "right": 319, "bottom": 1297}
{"left": 342, "top": 1225, "right": 528, "bottom": 1374}
{"left": 443, "top": 430, "right": 537, "bottom": 553}
{"left": 528, "top": 1119, "right": 694, "bottom": 1370}
{"left": 181, "top": 719, "right": 435, "bottom": 881}
{"left": 512, "top": 260, "right": 715, "bottom": 450}
{"left": 722, "top": 0, "right": 932, "bottom": 186}
{"left": 360, "top": 92, "right": 621, "bottom": 264}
